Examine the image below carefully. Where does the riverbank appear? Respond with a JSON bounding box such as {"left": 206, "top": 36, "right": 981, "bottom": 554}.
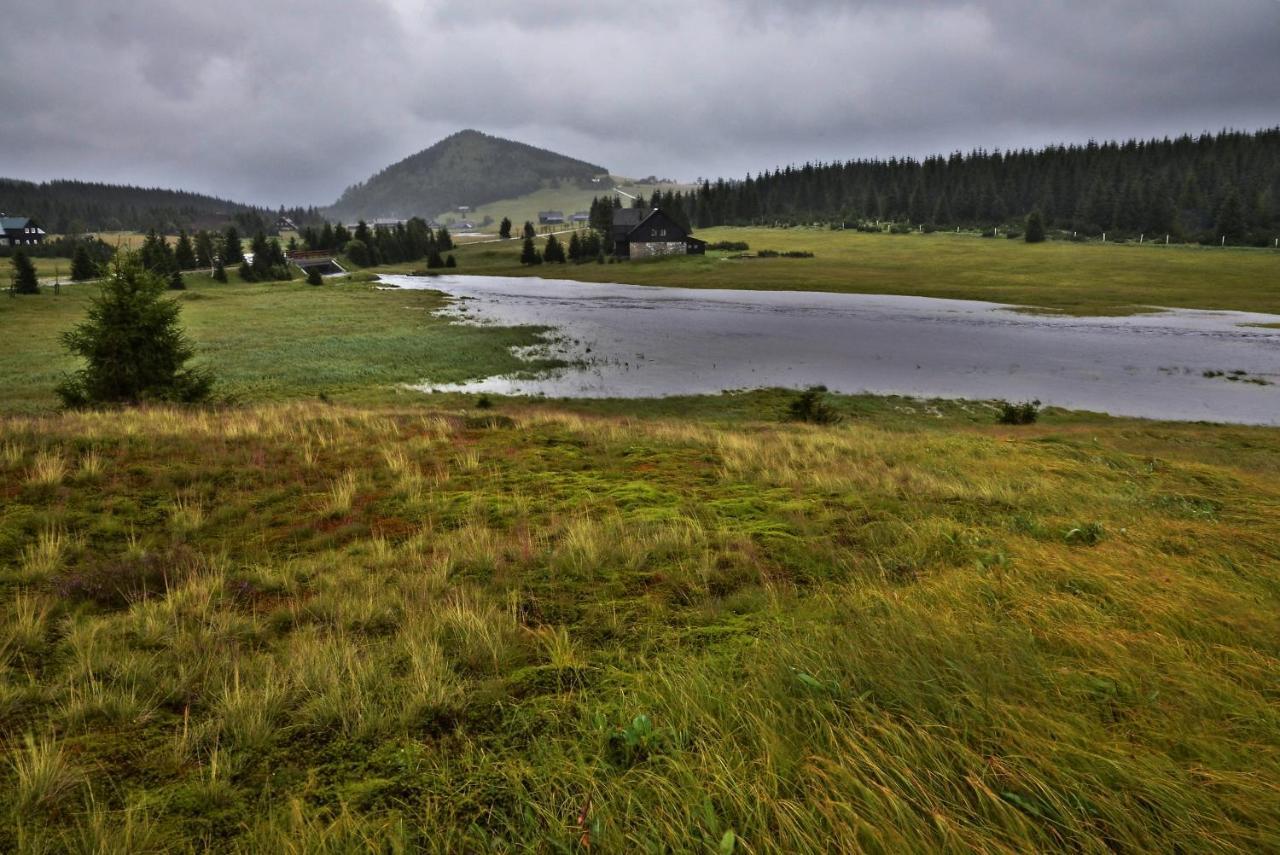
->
{"left": 391, "top": 226, "right": 1280, "bottom": 317}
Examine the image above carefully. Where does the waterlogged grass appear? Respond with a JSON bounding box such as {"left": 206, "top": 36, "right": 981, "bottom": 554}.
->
{"left": 1, "top": 398, "right": 1278, "bottom": 851}
{"left": 0, "top": 274, "right": 558, "bottom": 413}
{"left": 431, "top": 226, "right": 1280, "bottom": 316}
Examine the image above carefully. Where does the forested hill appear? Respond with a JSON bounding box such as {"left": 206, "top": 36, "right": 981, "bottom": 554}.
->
{"left": 0, "top": 178, "right": 320, "bottom": 235}
{"left": 685, "top": 128, "right": 1280, "bottom": 244}
{"left": 329, "top": 130, "right": 609, "bottom": 220}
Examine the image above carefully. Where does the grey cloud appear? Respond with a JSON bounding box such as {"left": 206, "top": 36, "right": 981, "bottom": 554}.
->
{"left": 1, "top": 0, "right": 1277, "bottom": 206}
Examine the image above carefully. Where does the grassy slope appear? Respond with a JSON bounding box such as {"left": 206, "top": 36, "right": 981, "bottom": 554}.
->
{"left": 1, "top": 395, "right": 1278, "bottom": 851}
{"left": 437, "top": 179, "right": 694, "bottom": 234}
{"left": 0, "top": 272, "right": 557, "bottom": 414}
{"left": 428, "top": 227, "right": 1280, "bottom": 316}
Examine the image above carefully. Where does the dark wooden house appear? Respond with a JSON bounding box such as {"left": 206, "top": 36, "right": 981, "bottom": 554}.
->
{"left": 0, "top": 215, "right": 46, "bottom": 248}
{"left": 610, "top": 208, "right": 705, "bottom": 259}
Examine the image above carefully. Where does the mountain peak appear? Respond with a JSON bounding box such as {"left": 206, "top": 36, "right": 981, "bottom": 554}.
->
{"left": 330, "top": 131, "right": 607, "bottom": 220}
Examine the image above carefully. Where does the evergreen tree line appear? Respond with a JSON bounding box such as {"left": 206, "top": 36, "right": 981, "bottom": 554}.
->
{"left": 520, "top": 228, "right": 606, "bottom": 266}
{"left": 668, "top": 128, "right": 1280, "bottom": 245}
{"left": 0, "top": 177, "right": 323, "bottom": 234}
{"left": 299, "top": 218, "right": 455, "bottom": 268}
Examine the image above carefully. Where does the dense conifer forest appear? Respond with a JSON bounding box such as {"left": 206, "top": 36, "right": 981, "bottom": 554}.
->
{"left": 0, "top": 178, "right": 321, "bottom": 235}
{"left": 675, "top": 128, "right": 1280, "bottom": 244}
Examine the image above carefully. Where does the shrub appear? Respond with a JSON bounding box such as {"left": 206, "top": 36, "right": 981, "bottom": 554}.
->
{"left": 757, "top": 249, "right": 779, "bottom": 258}
{"left": 786, "top": 386, "right": 841, "bottom": 424}
{"left": 996, "top": 399, "right": 1041, "bottom": 425}
{"left": 707, "top": 241, "right": 750, "bottom": 252}
{"left": 1025, "top": 209, "right": 1046, "bottom": 243}
{"left": 344, "top": 239, "right": 372, "bottom": 267}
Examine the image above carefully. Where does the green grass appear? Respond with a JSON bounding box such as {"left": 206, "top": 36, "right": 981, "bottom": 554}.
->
{"left": 436, "top": 177, "right": 694, "bottom": 235}
{"left": 1, "top": 395, "right": 1278, "bottom": 851}
{"left": 0, "top": 272, "right": 558, "bottom": 414}
{"left": 2, "top": 247, "right": 1279, "bottom": 850}
{"left": 427, "top": 226, "right": 1280, "bottom": 316}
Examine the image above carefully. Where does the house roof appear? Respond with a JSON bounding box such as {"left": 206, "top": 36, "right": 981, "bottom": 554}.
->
{"left": 1, "top": 216, "right": 36, "bottom": 231}
{"left": 611, "top": 208, "right": 649, "bottom": 229}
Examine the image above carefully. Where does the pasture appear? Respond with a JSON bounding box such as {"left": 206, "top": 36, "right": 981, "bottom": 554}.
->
{"left": 1, "top": 393, "right": 1278, "bottom": 850}
{"left": 432, "top": 226, "right": 1280, "bottom": 316}
{"left": 1, "top": 250, "right": 1277, "bottom": 851}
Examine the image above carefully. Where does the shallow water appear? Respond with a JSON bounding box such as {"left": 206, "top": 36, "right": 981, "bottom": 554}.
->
{"left": 382, "top": 274, "right": 1280, "bottom": 425}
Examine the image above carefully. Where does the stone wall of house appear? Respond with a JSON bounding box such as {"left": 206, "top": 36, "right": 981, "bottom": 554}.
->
{"left": 629, "top": 241, "right": 688, "bottom": 259}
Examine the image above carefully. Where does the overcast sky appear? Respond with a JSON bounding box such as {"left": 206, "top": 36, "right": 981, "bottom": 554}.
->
{"left": 2, "top": 1, "right": 1278, "bottom": 207}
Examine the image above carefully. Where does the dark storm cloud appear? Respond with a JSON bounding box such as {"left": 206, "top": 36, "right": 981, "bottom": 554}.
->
{"left": 1, "top": 0, "right": 1277, "bottom": 206}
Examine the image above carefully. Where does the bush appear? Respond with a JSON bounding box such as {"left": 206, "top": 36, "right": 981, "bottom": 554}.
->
{"left": 996, "top": 399, "right": 1041, "bottom": 425}
{"left": 786, "top": 386, "right": 841, "bottom": 424}
{"left": 345, "top": 238, "right": 372, "bottom": 267}
{"left": 306, "top": 267, "right": 323, "bottom": 286}
{"left": 707, "top": 241, "right": 750, "bottom": 252}
{"left": 757, "top": 249, "right": 779, "bottom": 258}
{"left": 1025, "top": 209, "right": 1046, "bottom": 243}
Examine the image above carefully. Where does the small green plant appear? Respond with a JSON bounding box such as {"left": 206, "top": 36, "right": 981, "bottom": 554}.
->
{"left": 1065, "top": 522, "right": 1106, "bottom": 546}
{"left": 606, "top": 714, "right": 661, "bottom": 768}
{"left": 786, "top": 386, "right": 841, "bottom": 424}
{"left": 996, "top": 399, "right": 1041, "bottom": 425}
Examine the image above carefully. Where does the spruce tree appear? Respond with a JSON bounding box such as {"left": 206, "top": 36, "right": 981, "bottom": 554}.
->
{"left": 520, "top": 237, "right": 541, "bottom": 265}
{"left": 1024, "top": 210, "right": 1046, "bottom": 243}
{"left": 1215, "top": 189, "right": 1246, "bottom": 243}
{"left": 56, "top": 252, "right": 212, "bottom": 407}
{"left": 499, "top": 217, "right": 512, "bottom": 239}
{"left": 306, "top": 267, "right": 323, "bottom": 286}
{"left": 238, "top": 261, "right": 256, "bottom": 282}
{"left": 344, "top": 239, "right": 372, "bottom": 267}
{"left": 544, "top": 234, "right": 566, "bottom": 263}
{"left": 436, "top": 226, "right": 454, "bottom": 251}
{"left": 174, "top": 230, "right": 197, "bottom": 270}
{"left": 568, "top": 232, "right": 582, "bottom": 262}
{"left": 10, "top": 250, "right": 40, "bottom": 294}
{"left": 212, "top": 259, "right": 228, "bottom": 283}
{"left": 195, "top": 231, "right": 215, "bottom": 268}
{"left": 445, "top": 254, "right": 457, "bottom": 268}
{"left": 222, "top": 226, "right": 244, "bottom": 263}
{"left": 70, "top": 245, "right": 98, "bottom": 281}
{"left": 427, "top": 251, "right": 444, "bottom": 269}
{"left": 523, "top": 221, "right": 536, "bottom": 240}
{"left": 169, "top": 269, "right": 186, "bottom": 290}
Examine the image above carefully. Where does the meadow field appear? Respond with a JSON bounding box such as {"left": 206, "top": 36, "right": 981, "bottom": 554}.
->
{"left": 433, "top": 227, "right": 1280, "bottom": 317}
{"left": 0, "top": 273, "right": 557, "bottom": 414}
{"left": 1, "top": 250, "right": 1278, "bottom": 850}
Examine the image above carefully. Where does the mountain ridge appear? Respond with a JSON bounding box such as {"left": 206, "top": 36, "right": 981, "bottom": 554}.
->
{"left": 327, "top": 129, "right": 609, "bottom": 221}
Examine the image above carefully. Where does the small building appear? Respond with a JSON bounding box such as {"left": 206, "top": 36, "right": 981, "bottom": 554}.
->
{"left": 538, "top": 211, "right": 566, "bottom": 225}
{"left": 610, "top": 208, "right": 705, "bottom": 259}
{"left": 571, "top": 211, "right": 590, "bottom": 224}
{"left": 274, "top": 215, "right": 297, "bottom": 231}
{"left": 0, "top": 215, "right": 46, "bottom": 247}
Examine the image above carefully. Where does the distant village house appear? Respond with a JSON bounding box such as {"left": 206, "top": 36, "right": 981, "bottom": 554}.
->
{"left": 610, "top": 208, "right": 705, "bottom": 259}
{"left": 538, "top": 211, "right": 566, "bottom": 225}
{"left": 0, "top": 215, "right": 46, "bottom": 247}
{"left": 571, "top": 212, "right": 590, "bottom": 224}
